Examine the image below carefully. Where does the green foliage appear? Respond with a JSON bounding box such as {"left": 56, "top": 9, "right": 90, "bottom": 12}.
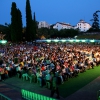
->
{"left": 26, "top": 0, "right": 34, "bottom": 41}
{"left": 91, "top": 10, "right": 100, "bottom": 32}
{"left": 0, "top": 24, "right": 9, "bottom": 35}
{"left": 37, "top": 28, "right": 50, "bottom": 39}
{"left": 16, "top": 9, "right": 23, "bottom": 41}
{"left": 77, "top": 34, "right": 100, "bottom": 39}
{"left": 37, "top": 28, "right": 79, "bottom": 39}
{"left": 0, "top": 24, "right": 11, "bottom": 40}
{"left": 11, "top": 2, "right": 18, "bottom": 42}
{"left": 49, "top": 28, "right": 58, "bottom": 38}
{"left": 11, "top": 2, "right": 23, "bottom": 42}
{"left": 57, "top": 29, "right": 79, "bottom": 38}
{"left": 32, "top": 12, "right": 37, "bottom": 39}
{"left": 4, "top": 24, "right": 11, "bottom": 41}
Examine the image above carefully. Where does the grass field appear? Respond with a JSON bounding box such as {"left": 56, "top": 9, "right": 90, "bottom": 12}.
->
{"left": 59, "top": 66, "right": 100, "bottom": 98}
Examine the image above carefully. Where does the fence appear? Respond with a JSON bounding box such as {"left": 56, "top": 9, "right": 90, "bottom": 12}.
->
{"left": 0, "top": 93, "right": 11, "bottom": 100}
{"left": 21, "top": 89, "right": 57, "bottom": 100}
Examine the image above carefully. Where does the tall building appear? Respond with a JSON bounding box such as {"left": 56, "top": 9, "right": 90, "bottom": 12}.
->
{"left": 38, "top": 21, "right": 50, "bottom": 28}
{"left": 75, "top": 20, "right": 91, "bottom": 32}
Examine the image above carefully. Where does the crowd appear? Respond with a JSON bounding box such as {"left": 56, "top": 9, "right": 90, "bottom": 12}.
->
{"left": 0, "top": 42, "right": 100, "bottom": 98}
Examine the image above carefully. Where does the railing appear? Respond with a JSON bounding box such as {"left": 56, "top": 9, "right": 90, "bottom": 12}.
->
{"left": 0, "top": 93, "right": 11, "bottom": 100}
{"left": 21, "top": 89, "right": 57, "bottom": 100}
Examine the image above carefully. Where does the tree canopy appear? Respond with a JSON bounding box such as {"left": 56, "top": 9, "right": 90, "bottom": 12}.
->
{"left": 89, "top": 10, "right": 100, "bottom": 32}
{"left": 26, "top": 0, "right": 34, "bottom": 41}
{"left": 11, "top": 2, "right": 23, "bottom": 42}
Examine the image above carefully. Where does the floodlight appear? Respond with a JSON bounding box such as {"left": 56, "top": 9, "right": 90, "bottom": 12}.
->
{"left": 81, "top": 40, "right": 86, "bottom": 42}
{"left": 75, "top": 39, "right": 80, "bottom": 42}
{"left": 90, "top": 40, "right": 95, "bottom": 42}
{"left": 0, "top": 40, "right": 7, "bottom": 44}
{"left": 53, "top": 39, "right": 59, "bottom": 42}
{"left": 69, "top": 40, "right": 74, "bottom": 42}
{"left": 61, "top": 40, "right": 66, "bottom": 42}
{"left": 46, "top": 40, "right": 51, "bottom": 42}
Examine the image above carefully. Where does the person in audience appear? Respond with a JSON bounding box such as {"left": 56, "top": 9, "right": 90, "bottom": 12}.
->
{"left": 36, "top": 69, "right": 43, "bottom": 87}
{"left": 50, "top": 73, "right": 60, "bottom": 99}
{"left": 0, "top": 42, "right": 100, "bottom": 92}
{"left": 0, "top": 66, "right": 5, "bottom": 81}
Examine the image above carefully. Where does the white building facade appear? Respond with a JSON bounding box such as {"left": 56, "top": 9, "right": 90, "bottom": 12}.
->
{"left": 53, "top": 22, "right": 73, "bottom": 30}
{"left": 75, "top": 20, "right": 91, "bottom": 32}
{"left": 38, "top": 21, "right": 50, "bottom": 28}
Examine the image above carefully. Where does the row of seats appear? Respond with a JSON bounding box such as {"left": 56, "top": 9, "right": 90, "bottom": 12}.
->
{"left": 17, "top": 73, "right": 51, "bottom": 90}
{"left": 21, "top": 89, "right": 57, "bottom": 100}
{"left": 17, "top": 73, "right": 37, "bottom": 83}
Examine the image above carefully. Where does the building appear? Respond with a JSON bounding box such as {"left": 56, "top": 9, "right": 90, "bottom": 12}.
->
{"left": 38, "top": 21, "right": 50, "bottom": 28}
{"left": 53, "top": 22, "right": 73, "bottom": 30}
{"left": 75, "top": 20, "right": 91, "bottom": 32}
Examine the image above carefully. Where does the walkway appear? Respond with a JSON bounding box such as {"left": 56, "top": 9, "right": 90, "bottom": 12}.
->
{"left": 0, "top": 76, "right": 100, "bottom": 100}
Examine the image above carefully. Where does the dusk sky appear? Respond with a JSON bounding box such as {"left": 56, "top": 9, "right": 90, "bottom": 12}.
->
{"left": 0, "top": 0, "right": 100, "bottom": 26}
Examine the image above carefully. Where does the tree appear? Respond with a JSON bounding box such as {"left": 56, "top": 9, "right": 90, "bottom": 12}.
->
{"left": 91, "top": 10, "right": 100, "bottom": 32}
{"left": 4, "top": 23, "right": 11, "bottom": 41}
{"left": 11, "top": 2, "right": 23, "bottom": 42}
{"left": 37, "top": 27, "right": 50, "bottom": 39}
{"left": 11, "top": 2, "right": 18, "bottom": 42}
{"left": 16, "top": 9, "right": 23, "bottom": 41}
{"left": 32, "top": 12, "right": 37, "bottom": 40}
{"left": 26, "top": 0, "right": 34, "bottom": 41}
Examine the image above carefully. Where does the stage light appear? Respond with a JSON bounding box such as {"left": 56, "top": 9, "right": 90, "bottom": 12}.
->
{"left": 0, "top": 40, "right": 7, "bottom": 44}
{"left": 61, "top": 40, "right": 66, "bottom": 42}
{"left": 90, "top": 40, "right": 95, "bottom": 42}
{"left": 69, "top": 40, "right": 74, "bottom": 42}
{"left": 75, "top": 39, "right": 80, "bottom": 42}
{"left": 53, "top": 39, "right": 59, "bottom": 42}
{"left": 81, "top": 40, "right": 86, "bottom": 42}
{"left": 46, "top": 40, "right": 51, "bottom": 42}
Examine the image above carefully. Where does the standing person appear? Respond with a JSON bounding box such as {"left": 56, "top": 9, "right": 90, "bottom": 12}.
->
{"left": 0, "top": 66, "right": 2, "bottom": 81}
{"left": 0, "top": 67, "right": 5, "bottom": 81}
{"left": 0, "top": 58, "right": 3, "bottom": 66}
{"left": 50, "top": 72, "right": 60, "bottom": 99}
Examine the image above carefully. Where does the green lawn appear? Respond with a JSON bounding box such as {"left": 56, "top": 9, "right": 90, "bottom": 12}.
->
{"left": 59, "top": 66, "right": 100, "bottom": 98}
